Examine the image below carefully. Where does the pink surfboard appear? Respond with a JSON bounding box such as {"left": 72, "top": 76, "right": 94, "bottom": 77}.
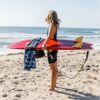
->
{"left": 8, "top": 39, "right": 93, "bottom": 50}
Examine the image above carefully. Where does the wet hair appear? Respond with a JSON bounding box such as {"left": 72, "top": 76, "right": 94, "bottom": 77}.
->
{"left": 46, "top": 10, "right": 60, "bottom": 28}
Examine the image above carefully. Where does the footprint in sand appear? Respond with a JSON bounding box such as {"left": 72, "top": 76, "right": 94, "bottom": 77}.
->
{"left": 15, "top": 94, "right": 21, "bottom": 98}
{"left": 2, "top": 94, "right": 7, "bottom": 97}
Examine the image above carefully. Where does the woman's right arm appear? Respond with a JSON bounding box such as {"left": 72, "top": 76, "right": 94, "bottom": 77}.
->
{"left": 42, "top": 24, "right": 56, "bottom": 49}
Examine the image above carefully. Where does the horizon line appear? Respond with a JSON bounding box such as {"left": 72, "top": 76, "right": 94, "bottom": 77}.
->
{"left": 0, "top": 25, "right": 100, "bottom": 30}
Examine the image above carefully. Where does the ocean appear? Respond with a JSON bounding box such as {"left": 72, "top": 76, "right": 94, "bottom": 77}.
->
{"left": 0, "top": 26, "right": 100, "bottom": 55}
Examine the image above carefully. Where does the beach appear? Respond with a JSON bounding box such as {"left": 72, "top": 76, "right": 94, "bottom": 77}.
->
{"left": 0, "top": 50, "right": 100, "bottom": 100}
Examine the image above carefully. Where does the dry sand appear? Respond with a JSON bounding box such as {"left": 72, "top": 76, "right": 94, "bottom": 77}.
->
{"left": 0, "top": 50, "right": 100, "bottom": 100}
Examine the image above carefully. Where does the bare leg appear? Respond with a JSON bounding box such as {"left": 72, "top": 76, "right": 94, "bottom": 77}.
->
{"left": 49, "top": 61, "right": 58, "bottom": 91}
{"left": 52, "top": 61, "right": 58, "bottom": 88}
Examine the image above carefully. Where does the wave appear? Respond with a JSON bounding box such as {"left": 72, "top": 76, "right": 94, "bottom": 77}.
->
{"left": 0, "top": 33, "right": 47, "bottom": 39}
{"left": 58, "top": 34, "right": 100, "bottom": 39}
{"left": 0, "top": 33, "right": 100, "bottom": 39}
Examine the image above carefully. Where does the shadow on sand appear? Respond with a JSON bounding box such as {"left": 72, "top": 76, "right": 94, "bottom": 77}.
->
{"left": 55, "top": 86, "right": 100, "bottom": 100}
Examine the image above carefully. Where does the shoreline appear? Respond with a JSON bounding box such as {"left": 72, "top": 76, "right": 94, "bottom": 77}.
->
{"left": 0, "top": 50, "right": 100, "bottom": 100}
{"left": 0, "top": 46, "right": 100, "bottom": 56}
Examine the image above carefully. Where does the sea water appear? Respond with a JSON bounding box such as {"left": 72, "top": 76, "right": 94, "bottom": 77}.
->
{"left": 0, "top": 26, "right": 100, "bottom": 55}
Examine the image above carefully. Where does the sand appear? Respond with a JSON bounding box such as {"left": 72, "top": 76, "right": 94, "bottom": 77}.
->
{"left": 0, "top": 50, "right": 100, "bottom": 100}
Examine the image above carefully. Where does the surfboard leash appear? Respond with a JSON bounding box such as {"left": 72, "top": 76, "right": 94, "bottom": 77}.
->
{"left": 60, "top": 51, "right": 89, "bottom": 79}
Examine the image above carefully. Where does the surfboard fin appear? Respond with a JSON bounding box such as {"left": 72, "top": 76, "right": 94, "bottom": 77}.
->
{"left": 73, "top": 36, "right": 83, "bottom": 48}
{"left": 73, "top": 42, "right": 83, "bottom": 48}
{"left": 74, "top": 36, "right": 83, "bottom": 43}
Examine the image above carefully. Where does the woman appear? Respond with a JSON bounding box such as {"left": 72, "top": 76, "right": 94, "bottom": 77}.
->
{"left": 42, "top": 10, "right": 60, "bottom": 91}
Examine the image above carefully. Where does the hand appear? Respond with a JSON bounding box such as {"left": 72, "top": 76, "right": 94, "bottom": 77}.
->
{"left": 42, "top": 44, "right": 47, "bottom": 50}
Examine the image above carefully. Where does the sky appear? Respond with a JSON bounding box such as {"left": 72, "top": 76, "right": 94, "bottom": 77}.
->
{"left": 0, "top": 0, "right": 100, "bottom": 28}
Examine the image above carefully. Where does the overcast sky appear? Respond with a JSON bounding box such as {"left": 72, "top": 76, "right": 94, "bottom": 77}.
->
{"left": 0, "top": 0, "right": 100, "bottom": 28}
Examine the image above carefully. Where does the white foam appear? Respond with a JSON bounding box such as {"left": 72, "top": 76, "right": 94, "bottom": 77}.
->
{"left": 0, "top": 33, "right": 47, "bottom": 39}
{"left": 0, "top": 48, "right": 23, "bottom": 55}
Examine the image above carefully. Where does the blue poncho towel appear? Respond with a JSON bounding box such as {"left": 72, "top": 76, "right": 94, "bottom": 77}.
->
{"left": 24, "top": 38, "right": 42, "bottom": 70}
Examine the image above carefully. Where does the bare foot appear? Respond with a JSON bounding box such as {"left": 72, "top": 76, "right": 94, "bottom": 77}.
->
{"left": 49, "top": 88, "right": 55, "bottom": 91}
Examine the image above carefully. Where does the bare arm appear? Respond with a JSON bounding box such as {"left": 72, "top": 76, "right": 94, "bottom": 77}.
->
{"left": 42, "top": 24, "right": 56, "bottom": 49}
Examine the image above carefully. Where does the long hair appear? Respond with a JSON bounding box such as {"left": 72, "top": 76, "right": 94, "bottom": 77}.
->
{"left": 46, "top": 10, "right": 60, "bottom": 28}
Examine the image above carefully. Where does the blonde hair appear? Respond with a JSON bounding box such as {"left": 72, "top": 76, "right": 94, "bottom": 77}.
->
{"left": 46, "top": 10, "right": 60, "bottom": 28}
